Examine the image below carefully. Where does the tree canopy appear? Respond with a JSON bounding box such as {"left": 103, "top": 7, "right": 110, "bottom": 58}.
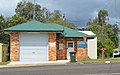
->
{"left": 86, "top": 9, "right": 119, "bottom": 58}
{"left": 15, "top": 0, "right": 77, "bottom": 29}
{"left": 0, "top": 15, "right": 10, "bottom": 44}
{"left": 15, "top": 0, "right": 48, "bottom": 22}
{"left": 98, "top": 10, "right": 108, "bottom": 26}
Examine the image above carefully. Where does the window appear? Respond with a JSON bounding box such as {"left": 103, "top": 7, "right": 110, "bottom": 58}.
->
{"left": 59, "top": 43, "right": 64, "bottom": 50}
{"left": 67, "top": 41, "right": 74, "bottom": 49}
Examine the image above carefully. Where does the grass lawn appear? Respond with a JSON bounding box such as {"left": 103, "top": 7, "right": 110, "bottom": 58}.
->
{"left": 0, "top": 61, "right": 10, "bottom": 65}
{"left": 77, "top": 58, "right": 120, "bottom": 63}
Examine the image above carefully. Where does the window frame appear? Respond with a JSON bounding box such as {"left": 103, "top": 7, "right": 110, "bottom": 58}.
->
{"left": 67, "top": 41, "right": 74, "bottom": 50}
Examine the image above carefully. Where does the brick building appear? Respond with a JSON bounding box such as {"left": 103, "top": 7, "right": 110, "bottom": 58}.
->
{"left": 4, "top": 20, "right": 97, "bottom": 62}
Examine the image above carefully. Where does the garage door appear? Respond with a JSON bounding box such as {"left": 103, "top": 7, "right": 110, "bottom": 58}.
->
{"left": 19, "top": 33, "right": 48, "bottom": 61}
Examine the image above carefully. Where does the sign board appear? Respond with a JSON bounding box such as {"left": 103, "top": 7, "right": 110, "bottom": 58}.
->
{"left": 77, "top": 41, "right": 87, "bottom": 47}
{"left": 49, "top": 43, "right": 55, "bottom": 47}
{"left": 100, "top": 47, "right": 107, "bottom": 60}
{"left": 100, "top": 48, "right": 107, "bottom": 51}
{"left": 83, "top": 36, "right": 87, "bottom": 44}
{"left": 59, "top": 43, "right": 64, "bottom": 50}
{"left": 77, "top": 44, "right": 87, "bottom": 47}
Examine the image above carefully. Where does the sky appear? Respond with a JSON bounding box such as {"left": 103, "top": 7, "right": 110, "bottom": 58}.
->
{"left": 0, "top": 0, "right": 120, "bottom": 28}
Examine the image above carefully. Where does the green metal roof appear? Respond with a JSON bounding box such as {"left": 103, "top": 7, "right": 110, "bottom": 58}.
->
{"left": 63, "top": 27, "right": 95, "bottom": 38}
{"left": 4, "top": 20, "right": 95, "bottom": 38}
{"left": 4, "top": 20, "right": 63, "bottom": 32}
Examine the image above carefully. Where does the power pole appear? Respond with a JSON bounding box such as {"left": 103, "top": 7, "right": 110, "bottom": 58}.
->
{"left": 62, "top": 14, "right": 66, "bottom": 36}
{"left": 33, "top": 0, "right": 35, "bottom": 20}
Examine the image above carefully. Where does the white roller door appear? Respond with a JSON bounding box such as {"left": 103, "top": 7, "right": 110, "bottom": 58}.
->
{"left": 19, "top": 33, "right": 48, "bottom": 61}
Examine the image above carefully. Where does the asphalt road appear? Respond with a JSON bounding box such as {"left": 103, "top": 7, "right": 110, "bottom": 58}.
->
{"left": 0, "top": 63, "right": 120, "bottom": 75}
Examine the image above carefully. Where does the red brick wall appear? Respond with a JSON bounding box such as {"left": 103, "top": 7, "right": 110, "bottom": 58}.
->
{"left": 56, "top": 38, "right": 67, "bottom": 60}
{"left": 76, "top": 39, "right": 88, "bottom": 60}
{"left": 48, "top": 33, "right": 57, "bottom": 61}
{"left": 76, "top": 47, "right": 87, "bottom": 60}
{"left": 10, "top": 32, "right": 19, "bottom": 61}
{"left": 56, "top": 38, "right": 88, "bottom": 60}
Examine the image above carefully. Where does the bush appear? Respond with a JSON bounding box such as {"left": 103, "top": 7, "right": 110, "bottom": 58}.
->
{"left": 105, "top": 46, "right": 113, "bottom": 58}
{"left": 97, "top": 39, "right": 114, "bottom": 58}
{"left": 97, "top": 40, "right": 103, "bottom": 58}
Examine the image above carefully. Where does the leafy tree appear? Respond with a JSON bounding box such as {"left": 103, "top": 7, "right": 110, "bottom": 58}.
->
{"left": 109, "top": 24, "right": 119, "bottom": 48}
{"left": 0, "top": 15, "right": 27, "bottom": 44}
{"left": 97, "top": 40, "right": 103, "bottom": 58}
{"left": 6, "top": 15, "right": 27, "bottom": 27}
{"left": 15, "top": 0, "right": 77, "bottom": 29}
{"left": 98, "top": 10, "right": 108, "bottom": 26}
{"left": 86, "top": 10, "right": 119, "bottom": 58}
{"left": 15, "top": 0, "right": 49, "bottom": 22}
{"left": 46, "top": 10, "right": 77, "bottom": 29}
{"left": 0, "top": 15, "right": 10, "bottom": 44}
{"left": 48, "top": 10, "right": 62, "bottom": 21}
{"left": 0, "top": 15, "right": 5, "bottom": 28}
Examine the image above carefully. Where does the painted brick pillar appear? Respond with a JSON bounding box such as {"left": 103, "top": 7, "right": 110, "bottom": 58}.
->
{"left": 48, "top": 32, "right": 57, "bottom": 61}
{"left": 10, "top": 32, "right": 19, "bottom": 61}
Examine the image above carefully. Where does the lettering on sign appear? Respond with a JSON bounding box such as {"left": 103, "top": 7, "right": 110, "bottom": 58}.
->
{"left": 77, "top": 41, "right": 87, "bottom": 47}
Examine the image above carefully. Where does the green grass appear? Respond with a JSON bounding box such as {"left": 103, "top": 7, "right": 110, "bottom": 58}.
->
{"left": 0, "top": 61, "right": 10, "bottom": 65}
{"left": 77, "top": 58, "right": 120, "bottom": 63}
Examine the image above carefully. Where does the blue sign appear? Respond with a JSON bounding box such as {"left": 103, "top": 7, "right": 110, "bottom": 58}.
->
{"left": 77, "top": 44, "right": 87, "bottom": 47}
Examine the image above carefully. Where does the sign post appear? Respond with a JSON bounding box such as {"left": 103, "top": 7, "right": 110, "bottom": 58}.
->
{"left": 100, "top": 48, "right": 107, "bottom": 60}
{"left": 83, "top": 36, "right": 87, "bottom": 44}
{"left": 83, "top": 36, "right": 88, "bottom": 59}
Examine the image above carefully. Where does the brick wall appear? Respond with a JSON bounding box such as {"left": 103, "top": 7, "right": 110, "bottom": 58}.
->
{"left": 10, "top": 32, "right": 19, "bottom": 61}
{"left": 76, "top": 47, "right": 87, "bottom": 60}
{"left": 9, "top": 32, "right": 87, "bottom": 61}
{"left": 48, "top": 33, "right": 57, "bottom": 61}
{"left": 56, "top": 38, "right": 67, "bottom": 60}
{"left": 56, "top": 38, "right": 88, "bottom": 60}
{"left": 76, "top": 39, "right": 88, "bottom": 60}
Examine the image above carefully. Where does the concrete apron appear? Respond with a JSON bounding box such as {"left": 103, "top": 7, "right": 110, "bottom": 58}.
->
{"left": 7, "top": 60, "right": 70, "bottom": 66}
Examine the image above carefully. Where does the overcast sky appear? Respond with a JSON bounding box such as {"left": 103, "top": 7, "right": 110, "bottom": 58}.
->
{"left": 0, "top": 0, "right": 120, "bottom": 27}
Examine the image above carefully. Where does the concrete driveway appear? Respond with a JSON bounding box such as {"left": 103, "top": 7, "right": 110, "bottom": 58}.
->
{"left": 0, "top": 63, "right": 120, "bottom": 75}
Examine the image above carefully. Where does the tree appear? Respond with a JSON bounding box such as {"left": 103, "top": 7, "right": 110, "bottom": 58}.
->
{"left": 109, "top": 24, "right": 119, "bottom": 48}
{"left": 0, "top": 15, "right": 10, "bottom": 44}
{"left": 15, "top": 0, "right": 49, "bottom": 22}
{"left": 1, "top": 15, "right": 27, "bottom": 44}
{"left": 15, "top": 0, "right": 77, "bottom": 29}
{"left": 46, "top": 10, "right": 77, "bottom": 29}
{"left": 86, "top": 10, "right": 119, "bottom": 58}
{"left": 48, "top": 10, "right": 62, "bottom": 21}
{"left": 0, "top": 15, "right": 5, "bottom": 28}
{"left": 6, "top": 15, "right": 27, "bottom": 27}
{"left": 98, "top": 10, "right": 108, "bottom": 26}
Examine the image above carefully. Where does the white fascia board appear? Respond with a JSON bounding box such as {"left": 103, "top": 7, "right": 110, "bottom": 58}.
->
{"left": 79, "top": 31, "right": 96, "bottom": 36}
